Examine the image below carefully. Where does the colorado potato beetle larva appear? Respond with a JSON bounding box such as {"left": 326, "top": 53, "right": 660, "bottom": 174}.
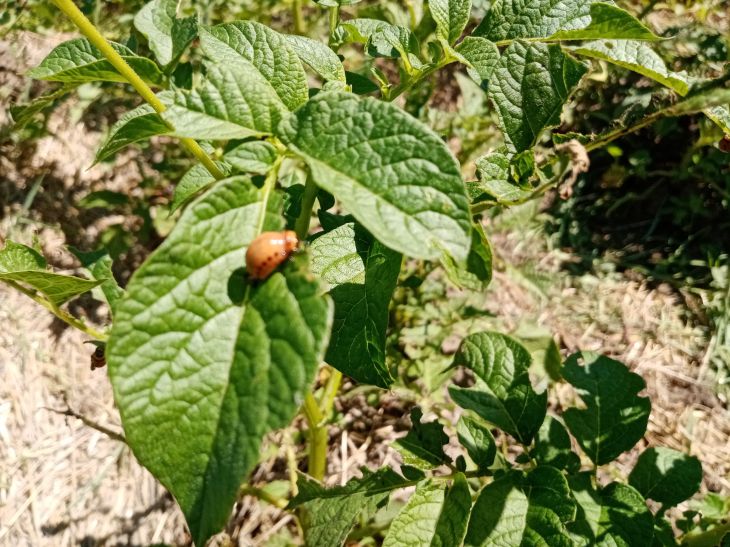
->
{"left": 90, "top": 345, "right": 106, "bottom": 370}
{"left": 245, "top": 230, "right": 299, "bottom": 280}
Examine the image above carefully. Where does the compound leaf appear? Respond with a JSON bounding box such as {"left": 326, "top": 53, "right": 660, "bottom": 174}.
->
{"left": 448, "top": 332, "right": 547, "bottom": 445}
{"left": 570, "top": 40, "right": 690, "bottom": 95}
{"left": 95, "top": 104, "right": 170, "bottom": 163}
{"left": 431, "top": 0, "right": 472, "bottom": 45}
{"left": 134, "top": 0, "right": 197, "bottom": 67}
{"left": 106, "top": 176, "right": 332, "bottom": 547}
{"left": 383, "top": 481, "right": 446, "bottom": 547}
{"left": 395, "top": 408, "right": 452, "bottom": 470}
{"left": 27, "top": 38, "right": 164, "bottom": 86}
{"left": 628, "top": 447, "right": 702, "bottom": 508}
{"left": 284, "top": 34, "right": 346, "bottom": 82}
{"left": 310, "top": 222, "right": 400, "bottom": 387}
{"left": 280, "top": 92, "right": 472, "bottom": 262}
{"left": 488, "top": 41, "right": 587, "bottom": 153}
{"left": 199, "top": 21, "right": 308, "bottom": 111}
{"left": 562, "top": 352, "right": 651, "bottom": 466}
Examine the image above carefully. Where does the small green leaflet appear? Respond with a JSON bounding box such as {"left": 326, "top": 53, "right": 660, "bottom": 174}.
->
{"left": 570, "top": 40, "right": 690, "bottom": 95}
{"left": 705, "top": 105, "right": 730, "bottom": 135}
{"left": 10, "top": 85, "right": 75, "bottom": 129}
{"left": 628, "top": 447, "right": 702, "bottom": 508}
{"left": 456, "top": 416, "right": 496, "bottom": 471}
{"left": 95, "top": 104, "right": 171, "bottom": 163}
{"left": 339, "top": 18, "right": 422, "bottom": 70}
{"left": 310, "top": 222, "right": 401, "bottom": 387}
{"left": 284, "top": 34, "right": 346, "bottom": 82}
{"left": 431, "top": 0, "right": 472, "bottom": 45}
{"left": 70, "top": 248, "right": 125, "bottom": 314}
{"left": 448, "top": 332, "right": 547, "bottom": 445}
{"left": 456, "top": 37, "right": 500, "bottom": 89}
{"left": 224, "top": 140, "right": 278, "bottom": 174}
{"left": 199, "top": 21, "right": 308, "bottom": 111}
{"left": 107, "top": 176, "right": 332, "bottom": 547}
{"left": 27, "top": 38, "right": 164, "bottom": 86}
{"left": 169, "top": 160, "right": 230, "bottom": 213}
{"left": 0, "top": 241, "right": 102, "bottom": 306}
{"left": 432, "top": 473, "right": 472, "bottom": 547}
{"left": 469, "top": 150, "right": 533, "bottom": 206}
{"left": 383, "top": 481, "right": 446, "bottom": 547}
{"left": 562, "top": 352, "right": 651, "bottom": 466}
{"left": 280, "top": 92, "right": 472, "bottom": 263}
{"left": 134, "top": 0, "right": 197, "bottom": 68}
{"left": 441, "top": 223, "right": 493, "bottom": 292}
{"left": 488, "top": 42, "right": 587, "bottom": 153}
{"left": 547, "top": 3, "right": 660, "bottom": 41}
{"left": 394, "top": 408, "right": 452, "bottom": 470}
{"left": 531, "top": 415, "right": 580, "bottom": 473}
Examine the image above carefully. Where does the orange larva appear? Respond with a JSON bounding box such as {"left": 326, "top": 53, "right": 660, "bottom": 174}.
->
{"left": 246, "top": 230, "right": 299, "bottom": 280}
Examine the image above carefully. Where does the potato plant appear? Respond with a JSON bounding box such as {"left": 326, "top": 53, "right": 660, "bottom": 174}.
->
{"left": 4, "top": 0, "right": 730, "bottom": 545}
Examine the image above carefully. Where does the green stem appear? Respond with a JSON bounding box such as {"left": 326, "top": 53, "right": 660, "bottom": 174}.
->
{"left": 294, "top": 175, "right": 319, "bottom": 240}
{"left": 318, "top": 367, "right": 342, "bottom": 416}
{"left": 239, "top": 485, "right": 288, "bottom": 509}
{"left": 386, "top": 59, "right": 454, "bottom": 102}
{"left": 328, "top": 5, "right": 340, "bottom": 47}
{"left": 293, "top": 0, "right": 306, "bottom": 35}
{"left": 2, "top": 279, "right": 107, "bottom": 340}
{"left": 303, "top": 392, "right": 328, "bottom": 481}
{"left": 49, "top": 0, "right": 225, "bottom": 180}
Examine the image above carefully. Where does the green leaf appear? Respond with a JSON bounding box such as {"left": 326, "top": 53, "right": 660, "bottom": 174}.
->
{"left": 547, "top": 3, "right": 660, "bottom": 41}
{"left": 70, "top": 248, "right": 125, "bottom": 313}
{"left": 95, "top": 104, "right": 171, "bottom": 163}
{"left": 488, "top": 41, "right": 587, "bottom": 153}
{"left": 432, "top": 473, "right": 472, "bottom": 547}
{"left": 280, "top": 92, "right": 472, "bottom": 262}
{"left": 309, "top": 222, "right": 400, "bottom": 387}
{"left": 465, "top": 467, "right": 575, "bottom": 546}
{"left": 340, "top": 19, "right": 422, "bottom": 69}
{"left": 199, "top": 21, "right": 308, "bottom": 111}
{"left": 284, "top": 34, "right": 346, "bottom": 82}
{"left": 106, "top": 176, "right": 333, "bottom": 547}
{"left": 664, "top": 87, "right": 730, "bottom": 117}
{"left": 384, "top": 481, "right": 446, "bottom": 547}
{"left": 562, "top": 352, "right": 651, "bottom": 466}
{"left": 448, "top": 332, "right": 547, "bottom": 444}
{"left": 532, "top": 415, "right": 580, "bottom": 473}
{"left": 570, "top": 40, "right": 690, "bottom": 95}
{"left": 0, "top": 240, "right": 47, "bottom": 271}
{"left": 169, "top": 161, "right": 230, "bottom": 213}
{"left": 569, "top": 474, "right": 654, "bottom": 547}
{"left": 395, "top": 408, "right": 452, "bottom": 470}
{"left": 224, "top": 140, "right": 278, "bottom": 174}
{"left": 474, "top": 0, "right": 604, "bottom": 41}
{"left": 27, "top": 38, "right": 164, "bottom": 86}
{"left": 441, "top": 223, "right": 493, "bottom": 291}
{"left": 291, "top": 468, "right": 410, "bottom": 547}
{"left": 469, "top": 150, "right": 533, "bottom": 205}
{"left": 705, "top": 105, "right": 730, "bottom": 135}
{"left": 456, "top": 415, "right": 496, "bottom": 471}
{"left": 9, "top": 84, "right": 75, "bottom": 129}
{"left": 456, "top": 37, "right": 500, "bottom": 89}
{"left": 78, "top": 190, "right": 130, "bottom": 209}
{"left": 628, "top": 447, "right": 702, "bottom": 508}
{"left": 431, "top": 0, "right": 472, "bottom": 45}
{"left": 134, "top": 0, "right": 197, "bottom": 68}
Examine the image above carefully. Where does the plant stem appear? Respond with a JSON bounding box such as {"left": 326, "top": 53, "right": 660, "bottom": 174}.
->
{"left": 239, "top": 485, "right": 288, "bottom": 509}
{"left": 49, "top": 0, "right": 225, "bottom": 180}
{"left": 318, "top": 367, "right": 342, "bottom": 416}
{"left": 386, "top": 59, "right": 454, "bottom": 102}
{"left": 294, "top": 175, "right": 319, "bottom": 240}
{"left": 2, "top": 279, "right": 107, "bottom": 340}
{"left": 328, "top": 5, "right": 340, "bottom": 47}
{"left": 302, "top": 392, "right": 328, "bottom": 481}
{"left": 293, "top": 0, "right": 306, "bottom": 35}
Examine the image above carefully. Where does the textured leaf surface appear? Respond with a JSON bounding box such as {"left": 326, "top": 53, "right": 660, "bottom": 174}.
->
{"left": 532, "top": 415, "right": 580, "bottom": 473}
{"left": 340, "top": 19, "right": 421, "bottom": 68}
{"left": 488, "top": 41, "right": 587, "bottom": 153}
{"left": 224, "top": 140, "right": 278, "bottom": 175}
{"left": 280, "top": 92, "right": 472, "bottom": 262}
{"left": 383, "top": 481, "right": 446, "bottom": 547}
{"left": 705, "top": 105, "right": 730, "bottom": 134}
{"left": 432, "top": 473, "right": 472, "bottom": 547}
{"left": 106, "top": 176, "right": 332, "bottom": 547}
{"left": 569, "top": 474, "right": 653, "bottom": 547}
{"left": 284, "top": 34, "right": 346, "bottom": 82}
{"left": 134, "top": 0, "right": 197, "bottom": 67}
{"left": 431, "top": 0, "right": 472, "bottom": 45}
{"left": 0, "top": 241, "right": 101, "bottom": 306}
{"left": 395, "top": 408, "right": 452, "bottom": 470}
{"left": 465, "top": 467, "right": 575, "bottom": 546}
{"left": 548, "top": 3, "right": 659, "bottom": 41}
{"left": 170, "top": 161, "right": 230, "bottom": 213}
{"left": 95, "top": 104, "right": 170, "bottom": 163}
{"left": 470, "top": 150, "right": 533, "bottom": 205}
{"left": 449, "top": 332, "right": 547, "bottom": 444}
{"left": 291, "top": 468, "right": 409, "bottom": 547}
{"left": 310, "top": 222, "right": 400, "bottom": 387}
{"left": 457, "top": 415, "right": 496, "bottom": 471}
{"left": 441, "top": 223, "right": 492, "bottom": 291}
{"left": 628, "top": 447, "right": 702, "bottom": 507}
{"left": 200, "top": 21, "right": 308, "bottom": 110}
{"left": 474, "top": 0, "right": 604, "bottom": 40}
{"left": 71, "top": 248, "right": 125, "bottom": 313}
{"left": 562, "top": 352, "right": 651, "bottom": 465}
{"left": 27, "top": 38, "right": 163, "bottom": 85}
{"left": 570, "top": 40, "right": 689, "bottom": 95}
{"left": 162, "top": 63, "right": 288, "bottom": 139}
{"left": 456, "top": 37, "right": 500, "bottom": 89}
